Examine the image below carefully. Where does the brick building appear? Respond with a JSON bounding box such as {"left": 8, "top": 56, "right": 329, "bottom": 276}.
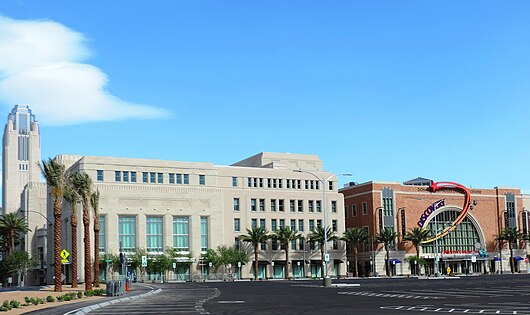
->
{"left": 339, "top": 177, "right": 529, "bottom": 276}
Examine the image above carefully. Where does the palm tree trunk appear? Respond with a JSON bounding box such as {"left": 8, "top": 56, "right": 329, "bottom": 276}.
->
{"left": 354, "top": 247, "right": 359, "bottom": 277}
{"left": 385, "top": 244, "right": 390, "bottom": 277}
{"left": 415, "top": 245, "right": 420, "bottom": 276}
{"left": 285, "top": 247, "right": 289, "bottom": 279}
{"left": 509, "top": 243, "right": 514, "bottom": 274}
{"left": 320, "top": 242, "right": 325, "bottom": 278}
{"left": 93, "top": 227, "right": 100, "bottom": 287}
{"left": 83, "top": 206, "right": 92, "bottom": 291}
{"left": 254, "top": 245, "right": 259, "bottom": 280}
{"left": 53, "top": 199, "right": 62, "bottom": 292}
{"left": 71, "top": 218, "right": 78, "bottom": 288}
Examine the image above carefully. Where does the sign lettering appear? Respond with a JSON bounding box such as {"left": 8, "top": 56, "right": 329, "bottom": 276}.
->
{"left": 417, "top": 199, "right": 445, "bottom": 228}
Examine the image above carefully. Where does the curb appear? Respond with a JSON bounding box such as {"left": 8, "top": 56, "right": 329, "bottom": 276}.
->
{"left": 64, "top": 287, "right": 162, "bottom": 315}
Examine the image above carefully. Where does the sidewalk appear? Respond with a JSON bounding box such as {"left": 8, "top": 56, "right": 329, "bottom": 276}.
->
{"left": 0, "top": 284, "right": 105, "bottom": 315}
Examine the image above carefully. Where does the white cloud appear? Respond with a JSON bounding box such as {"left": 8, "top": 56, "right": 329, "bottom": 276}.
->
{"left": 0, "top": 15, "right": 170, "bottom": 125}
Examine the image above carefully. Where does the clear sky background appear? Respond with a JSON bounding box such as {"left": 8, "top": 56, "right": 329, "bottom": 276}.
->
{"left": 0, "top": 1, "right": 529, "bottom": 191}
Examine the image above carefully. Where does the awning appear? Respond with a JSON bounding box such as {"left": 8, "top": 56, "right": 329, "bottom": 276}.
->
{"left": 515, "top": 256, "right": 524, "bottom": 261}
{"left": 389, "top": 259, "right": 401, "bottom": 264}
{"left": 493, "top": 257, "right": 502, "bottom": 261}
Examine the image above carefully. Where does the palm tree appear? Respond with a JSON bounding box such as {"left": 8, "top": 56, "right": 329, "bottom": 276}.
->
{"left": 272, "top": 227, "right": 302, "bottom": 279}
{"left": 70, "top": 171, "right": 93, "bottom": 290}
{"left": 91, "top": 190, "right": 100, "bottom": 287}
{"left": 39, "top": 158, "right": 66, "bottom": 292}
{"left": 497, "top": 227, "right": 523, "bottom": 274}
{"left": 240, "top": 227, "right": 270, "bottom": 280}
{"left": 63, "top": 184, "right": 79, "bottom": 288}
{"left": 0, "top": 213, "right": 30, "bottom": 256}
{"left": 403, "top": 227, "right": 431, "bottom": 275}
{"left": 341, "top": 227, "right": 367, "bottom": 277}
{"left": 376, "top": 228, "right": 397, "bottom": 277}
{"left": 308, "top": 226, "right": 337, "bottom": 270}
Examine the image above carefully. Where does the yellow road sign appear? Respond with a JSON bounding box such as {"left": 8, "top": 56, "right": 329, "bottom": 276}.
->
{"left": 61, "top": 249, "right": 69, "bottom": 263}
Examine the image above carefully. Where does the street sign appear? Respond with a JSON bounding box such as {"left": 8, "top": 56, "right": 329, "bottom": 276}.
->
{"left": 61, "top": 249, "right": 70, "bottom": 264}
{"left": 237, "top": 262, "right": 241, "bottom": 268}
{"left": 471, "top": 255, "right": 477, "bottom": 263}
{"left": 141, "top": 255, "right": 147, "bottom": 267}
{"left": 61, "top": 273, "right": 66, "bottom": 282}
{"left": 324, "top": 254, "right": 330, "bottom": 262}
{"left": 105, "top": 259, "right": 112, "bottom": 263}
{"left": 173, "top": 262, "right": 176, "bottom": 269}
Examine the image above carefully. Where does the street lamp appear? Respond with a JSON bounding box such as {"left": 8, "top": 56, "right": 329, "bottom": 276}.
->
{"left": 294, "top": 169, "right": 351, "bottom": 287}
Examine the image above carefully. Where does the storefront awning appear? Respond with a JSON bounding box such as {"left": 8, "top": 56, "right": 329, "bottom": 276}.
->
{"left": 389, "top": 259, "right": 401, "bottom": 264}
{"left": 515, "top": 256, "right": 524, "bottom": 261}
{"left": 493, "top": 257, "right": 502, "bottom": 261}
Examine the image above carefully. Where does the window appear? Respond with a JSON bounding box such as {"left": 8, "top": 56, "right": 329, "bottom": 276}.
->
{"left": 309, "top": 200, "right": 314, "bottom": 212}
{"left": 290, "top": 219, "right": 296, "bottom": 230}
{"left": 309, "top": 220, "right": 315, "bottom": 231}
{"left": 233, "top": 198, "right": 240, "bottom": 211}
{"left": 251, "top": 218, "right": 257, "bottom": 228}
{"left": 362, "top": 203, "right": 368, "bottom": 215}
{"left": 234, "top": 218, "right": 240, "bottom": 232}
{"left": 297, "top": 180, "right": 301, "bottom": 189}
{"left": 200, "top": 217, "right": 208, "bottom": 251}
{"left": 259, "top": 199, "right": 265, "bottom": 212}
{"left": 123, "top": 171, "right": 129, "bottom": 182}
{"left": 329, "top": 181, "right": 334, "bottom": 191}
{"left": 235, "top": 238, "right": 240, "bottom": 250}
{"left": 291, "top": 240, "right": 296, "bottom": 250}
{"left": 279, "top": 219, "right": 285, "bottom": 228}
{"left": 271, "top": 199, "right": 277, "bottom": 212}
{"left": 157, "top": 173, "right": 163, "bottom": 183}
{"left": 271, "top": 219, "right": 277, "bottom": 231}
{"left": 298, "top": 219, "right": 304, "bottom": 232}
{"left": 97, "top": 170, "right": 104, "bottom": 182}
{"left": 272, "top": 239, "right": 278, "bottom": 250}
{"left": 99, "top": 215, "right": 105, "bottom": 252}
{"left": 248, "top": 178, "right": 252, "bottom": 187}
{"left": 290, "top": 200, "right": 295, "bottom": 212}
{"left": 310, "top": 181, "right": 314, "bottom": 189}
{"left": 176, "top": 174, "right": 182, "bottom": 184}
{"left": 183, "top": 174, "right": 189, "bottom": 185}
{"left": 115, "top": 171, "right": 121, "bottom": 182}
{"left": 199, "top": 175, "right": 205, "bottom": 185}
{"left": 260, "top": 219, "right": 266, "bottom": 229}
{"left": 267, "top": 178, "right": 272, "bottom": 188}
{"left": 146, "top": 217, "right": 163, "bottom": 252}
{"left": 352, "top": 204, "right": 357, "bottom": 217}
{"left": 173, "top": 217, "right": 189, "bottom": 251}
{"left": 305, "top": 180, "right": 309, "bottom": 189}
{"left": 316, "top": 200, "right": 322, "bottom": 212}
{"left": 273, "top": 179, "right": 277, "bottom": 188}
{"left": 131, "top": 172, "right": 137, "bottom": 183}
{"left": 278, "top": 179, "right": 282, "bottom": 188}
{"left": 345, "top": 206, "right": 349, "bottom": 218}
{"left": 251, "top": 199, "right": 257, "bottom": 211}
{"left": 253, "top": 178, "right": 258, "bottom": 187}
{"left": 298, "top": 200, "right": 303, "bottom": 212}
{"left": 279, "top": 200, "right": 285, "bottom": 212}
{"left": 169, "top": 173, "right": 175, "bottom": 184}
{"left": 287, "top": 180, "right": 291, "bottom": 189}
{"left": 261, "top": 242, "right": 266, "bottom": 251}
{"left": 118, "top": 216, "right": 136, "bottom": 252}
{"left": 333, "top": 240, "right": 338, "bottom": 250}
{"left": 232, "top": 177, "right": 237, "bottom": 187}
{"left": 150, "top": 172, "right": 155, "bottom": 183}
{"left": 142, "top": 172, "right": 148, "bottom": 183}
{"left": 299, "top": 238, "right": 305, "bottom": 250}
{"left": 331, "top": 201, "right": 337, "bottom": 213}
{"left": 259, "top": 178, "right": 264, "bottom": 188}
{"left": 317, "top": 219, "right": 322, "bottom": 228}
{"left": 332, "top": 219, "right": 338, "bottom": 232}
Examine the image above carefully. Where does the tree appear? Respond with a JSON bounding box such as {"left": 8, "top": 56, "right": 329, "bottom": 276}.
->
{"left": 240, "top": 227, "right": 270, "bottom": 280}
{"left": 403, "top": 227, "right": 431, "bottom": 275}
{"left": 341, "top": 227, "right": 368, "bottom": 277}
{"left": 2, "top": 251, "right": 37, "bottom": 287}
{"left": 272, "top": 227, "right": 302, "bottom": 279}
{"left": 70, "top": 171, "right": 93, "bottom": 290}
{"left": 497, "top": 227, "right": 523, "bottom": 274}
{"left": 63, "top": 184, "right": 79, "bottom": 288}
{"left": 376, "top": 228, "right": 398, "bottom": 277}
{"left": 99, "top": 252, "right": 119, "bottom": 280}
{"left": 39, "top": 158, "right": 66, "bottom": 292}
{"left": 90, "top": 190, "right": 101, "bottom": 287}
{"left": 0, "top": 213, "right": 30, "bottom": 256}
{"left": 308, "top": 226, "right": 337, "bottom": 276}
{"left": 201, "top": 245, "right": 248, "bottom": 278}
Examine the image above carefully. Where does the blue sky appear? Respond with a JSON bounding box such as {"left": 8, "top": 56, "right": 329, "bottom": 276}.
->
{"left": 0, "top": 1, "right": 529, "bottom": 191}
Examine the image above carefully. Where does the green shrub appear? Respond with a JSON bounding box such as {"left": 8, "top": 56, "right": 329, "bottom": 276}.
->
{"left": 46, "top": 295, "right": 55, "bottom": 303}
{"left": 57, "top": 295, "right": 64, "bottom": 302}
{"left": 84, "top": 290, "right": 94, "bottom": 297}
{"left": 63, "top": 295, "right": 72, "bottom": 301}
{"left": 1, "top": 301, "right": 11, "bottom": 311}
{"left": 0, "top": 306, "right": 8, "bottom": 312}
{"left": 10, "top": 300, "right": 20, "bottom": 308}
{"left": 77, "top": 292, "right": 83, "bottom": 298}
{"left": 24, "top": 297, "right": 31, "bottom": 304}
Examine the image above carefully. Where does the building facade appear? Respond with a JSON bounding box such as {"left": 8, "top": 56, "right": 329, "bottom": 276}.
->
{"left": 340, "top": 178, "right": 529, "bottom": 276}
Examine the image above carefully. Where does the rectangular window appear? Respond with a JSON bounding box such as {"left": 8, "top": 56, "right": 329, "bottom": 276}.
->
{"left": 253, "top": 178, "right": 258, "bottom": 188}
{"left": 259, "top": 178, "right": 264, "bottom": 188}
{"left": 290, "top": 200, "right": 295, "bottom": 212}
{"left": 297, "top": 180, "right": 301, "bottom": 189}
{"left": 131, "top": 172, "right": 137, "bottom": 183}
{"left": 260, "top": 219, "right": 266, "bottom": 229}
{"left": 273, "top": 179, "right": 277, "bottom": 188}
{"left": 279, "top": 199, "right": 285, "bottom": 212}
{"left": 309, "top": 200, "right": 314, "bottom": 212}
{"left": 305, "top": 180, "right": 309, "bottom": 189}
{"left": 299, "top": 238, "right": 305, "bottom": 250}
{"left": 199, "top": 175, "right": 205, "bottom": 185}
{"left": 298, "top": 219, "right": 304, "bottom": 232}
{"left": 287, "top": 180, "right": 291, "bottom": 189}
{"left": 259, "top": 199, "right": 265, "bottom": 212}
{"left": 97, "top": 170, "right": 104, "bottom": 182}
{"left": 146, "top": 217, "right": 163, "bottom": 252}
{"left": 297, "top": 200, "right": 303, "bottom": 212}
{"left": 291, "top": 240, "right": 296, "bottom": 250}
{"left": 176, "top": 173, "right": 182, "bottom": 184}
{"left": 279, "top": 219, "right": 285, "bottom": 228}
{"left": 115, "top": 171, "right": 121, "bottom": 182}
{"left": 118, "top": 216, "right": 136, "bottom": 252}
{"left": 278, "top": 179, "right": 282, "bottom": 189}
{"left": 142, "top": 172, "right": 148, "bottom": 183}
{"left": 329, "top": 181, "right": 334, "bottom": 191}
{"left": 157, "top": 173, "right": 163, "bottom": 183}
{"left": 235, "top": 238, "right": 240, "bottom": 250}
{"left": 250, "top": 199, "right": 257, "bottom": 211}
{"left": 290, "top": 219, "right": 296, "bottom": 230}
{"left": 201, "top": 217, "right": 208, "bottom": 251}
{"left": 271, "top": 199, "right": 277, "bottom": 212}
{"left": 310, "top": 181, "right": 315, "bottom": 189}
{"left": 99, "top": 215, "right": 105, "bottom": 252}
{"left": 169, "top": 173, "right": 174, "bottom": 184}
{"left": 331, "top": 201, "right": 337, "bottom": 213}
{"left": 309, "top": 220, "right": 315, "bottom": 231}
{"left": 123, "top": 171, "right": 129, "bottom": 182}
{"left": 261, "top": 242, "right": 266, "bottom": 251}
{"left": 271, "top": 219, "right": 277, "bottom": 231}
{"left": 251, "top": 218, "right": 257, "bottom": 228}
{"left": 316, "top": 200, "right": 322, "bottom": 212}
{"left": 332, "top": 219, "right": 338, "bottom": 232}
{"left": 232, "top": 177, "right": 237, "bottom": 187}
{"left": 233, "top": 198, "right": 240, "bottom": 211}
{"left": 173, "top": 217, "right": 189, "bottom": 251}
{"left": 352, "top": 204, "right": 357, "bottom": 217}
{"left": 362, "top": 203, "right": 368, "bottom": 215}
{"left": 248, "top": 178, "right": 252, "bottom": 187}
{"left": 345, "top": 206, "right": 349, "bottom": 218}
{"left": 317, "top": 219, "right": 322, "bottom": 228}
{"left": 234, "top": 218, "right": 240, "bottom": 232}
{"left": 150, "top": 172, "right": 156, "bottom": 183}
{"left": 333, "top": 240, "right": 338, "bottom": 250}
{"left": 183, "top": 174, "right": 189, "bottom": 184}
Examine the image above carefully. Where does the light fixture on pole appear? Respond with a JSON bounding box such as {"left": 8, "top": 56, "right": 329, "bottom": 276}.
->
{"left": 294, "top": 169, "right": 351, "bottom": 287}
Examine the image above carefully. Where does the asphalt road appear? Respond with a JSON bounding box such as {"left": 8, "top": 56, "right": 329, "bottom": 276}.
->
{"left": 29, "top": 274, "right": 530, "bottom": 314}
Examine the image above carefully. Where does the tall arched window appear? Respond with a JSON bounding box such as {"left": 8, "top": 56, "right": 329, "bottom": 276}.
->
{"left": 422, "top": 210, "right": 481, "bottom": 253}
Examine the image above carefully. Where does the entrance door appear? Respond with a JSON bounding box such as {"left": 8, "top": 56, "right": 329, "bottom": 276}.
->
{"left": 273, "top": 264, "right": 284, "bottom": 278}
{"left": 293, "top": 264, "right": 304, "bottom": 278}
{"left": 311, "top": 263, "right": 322, "bottom": 278}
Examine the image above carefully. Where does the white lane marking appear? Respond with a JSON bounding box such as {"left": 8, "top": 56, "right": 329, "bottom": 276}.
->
{"left": 217, "top": 301, "right": 245, "bottom": 304}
